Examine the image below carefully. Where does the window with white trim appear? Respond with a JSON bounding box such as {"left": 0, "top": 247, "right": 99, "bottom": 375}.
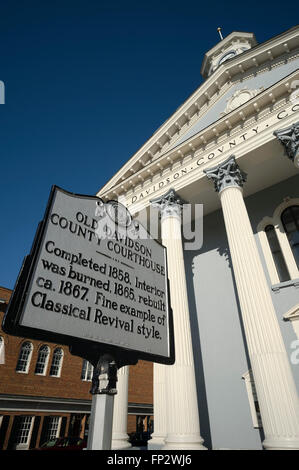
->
{"left": 14, "top": 416, "right": 35, "bottom": 450}
{"left": 281, "top": 206, "right": 299, "bottom": 269}
{"left": 81, "top": 359, "right": 93, "bottom": 381}
{"left": 34, "top": 345, "right": 50, "bottom": 375}
{"left": 45, "top": 416, "right": 61, "bottom": 441}
{"left": 0, "top": 336, "right": 4, "bottom": 365}
{"left": 264, "top": 225, "right": 289, "bottom": 282}
{"left": 242, "top": 370, "right": 262, "bottom": 429}
{"left": 257, "top": 198, "right": 299, "bottom": 285}
{"left": 16, "top": 342, "right": 33, "bottom": 373}
{"left": 49, "top": 348, "right": 63, "bottom": 377}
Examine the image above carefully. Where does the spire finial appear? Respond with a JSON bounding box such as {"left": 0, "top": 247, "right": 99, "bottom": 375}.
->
{"left": 217, "top": 27, "right": 223, "bottom": 40}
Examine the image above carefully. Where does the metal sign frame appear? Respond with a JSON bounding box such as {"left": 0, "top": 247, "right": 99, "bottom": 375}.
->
{"left": 2, "top": 185, "right": 175, "bottom": 368}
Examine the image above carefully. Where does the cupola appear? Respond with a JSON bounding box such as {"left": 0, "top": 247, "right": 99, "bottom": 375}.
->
{"left": 200, "top": 30, "right": 258, "bottom": 79}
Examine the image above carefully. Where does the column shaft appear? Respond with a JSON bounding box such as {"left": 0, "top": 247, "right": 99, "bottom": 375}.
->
{"left": 147, "top": 363, "right": 167, "bottom": 449}
{"left": 220, "top": 185, "right": 299, "bottom": 449}
{"left": 111, "top": 366, "right": 131, "bottom": 449}
{"left": 161, "top": 211, "right": 206, "bottom": 450}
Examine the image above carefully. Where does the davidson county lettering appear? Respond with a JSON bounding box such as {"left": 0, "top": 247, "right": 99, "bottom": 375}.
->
{"left": 129, "top": 104, "right": 299, "bottom": 206}
{"left": 21, "top": 195, "right": 169, "bottom": 354}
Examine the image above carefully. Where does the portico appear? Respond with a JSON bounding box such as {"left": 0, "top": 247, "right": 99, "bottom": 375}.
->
{"left": 98, "top": 26, "right": 299, "bottom": 450}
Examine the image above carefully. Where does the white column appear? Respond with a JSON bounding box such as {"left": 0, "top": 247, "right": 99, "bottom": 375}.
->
{"left": 151, "top": 189, "right": 206, "bottom": 450}
{"left": 111, "top": 366, "right": 131, "bottom": 449}
{"left": 147, "top": 363, "right": 167, "bottom": 449}
{"left": 205, "top": 155, "right": 299, "bottom": 450}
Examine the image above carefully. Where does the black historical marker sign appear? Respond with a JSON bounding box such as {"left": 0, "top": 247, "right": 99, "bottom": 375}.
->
{"left": 2, "top": 186, "right": 174, "bottom": 366}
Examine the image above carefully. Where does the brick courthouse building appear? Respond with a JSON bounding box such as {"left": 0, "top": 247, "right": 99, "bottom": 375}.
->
{"left": 0, "top": 286, "right": 153, "bottom": 450}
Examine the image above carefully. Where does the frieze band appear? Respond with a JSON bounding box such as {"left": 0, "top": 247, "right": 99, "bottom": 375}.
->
{"left": 128, "top": 104, "right": 299, "bottom": 206}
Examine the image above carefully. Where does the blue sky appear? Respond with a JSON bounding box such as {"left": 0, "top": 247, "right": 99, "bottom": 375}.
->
{"left": 0, "top": 0, "right": 298, "bottom": 289}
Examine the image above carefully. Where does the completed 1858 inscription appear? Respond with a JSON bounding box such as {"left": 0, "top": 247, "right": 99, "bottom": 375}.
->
{"left": 2, "top": 186, "right": 174, "bottom": 365}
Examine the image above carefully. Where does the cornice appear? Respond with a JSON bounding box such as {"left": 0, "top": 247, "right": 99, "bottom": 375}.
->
{"left": 126, "top": 111, "right": 299, "bottom": 215}
{"left": 98, "top": 26, "right": 299, "bottom": 197}
{"left": 99, "top": 69, "right": 299, "bottom": 202}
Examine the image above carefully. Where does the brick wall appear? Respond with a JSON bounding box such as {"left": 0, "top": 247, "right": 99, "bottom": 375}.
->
{"left": 0, "top": 285, "right": 154, "bottom": 448}
{"left": 128, "top": 360, "right": 153, "bottom": 404}
{"left": 0, "top": 286, "right": 153, "bottom": 404}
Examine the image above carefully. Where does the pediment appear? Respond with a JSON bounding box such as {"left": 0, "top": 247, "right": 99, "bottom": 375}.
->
{"left": 97, "top": 26, "right": 299, "bottom": 199}
{"left": 167, "top": 59, "right": 298, "bottom": 151}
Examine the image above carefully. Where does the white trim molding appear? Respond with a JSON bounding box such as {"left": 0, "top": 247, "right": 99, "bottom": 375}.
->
{"left": 257, "top": 197, "right": 299, "bottom": 285}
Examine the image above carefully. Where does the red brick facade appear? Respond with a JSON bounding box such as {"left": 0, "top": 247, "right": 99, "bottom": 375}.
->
{"left": 0, "top": 286, "right": 153, "bottom": 449}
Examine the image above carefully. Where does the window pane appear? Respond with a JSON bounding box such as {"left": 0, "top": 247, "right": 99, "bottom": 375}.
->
{"left": 46, "top": 417, "right": 60, "bottom": 441}
{"left": 265, "top": 225, "right": 290, "bottom": 282}
{"left": 35, "top": 345, "right": 49, "bottom": 375}
{"left": 281, "top": 206, "right": 299, "bottom": 269}
{"left": 15, "top": 416, "right": 33, "bottom": 445}
{"left": 0, "top": 336, "right": 4, "bottom": 364}
{"left": 81, "top": 360, "right": 93, "bottom": 381}
{"left": 16, "top": 342, "right": 32, "bottom": 373}
{"left": 50, "top": 348, "right": 63, "bottom": 376}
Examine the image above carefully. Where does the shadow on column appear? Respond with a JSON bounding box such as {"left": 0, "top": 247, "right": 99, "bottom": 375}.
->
{"left": 184, "top": 258, "right": 212, "bottom": 450}
{"left": 183, "top": 205, "right": 265, "bottom": 449}
{"left": 222, "top": 245, "right": 265, "bottom": 446}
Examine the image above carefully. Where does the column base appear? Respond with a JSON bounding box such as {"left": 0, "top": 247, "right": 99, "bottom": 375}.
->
{"left": 263, "top": 437, "right": 299, "bottom": 450}
{"left": 111, "top": 433, "right": 132, "bottom": 450}
{"left": 162, "top": 434, "right": 207, "bottom": 450}
{"left": 147, "top": 435, "right": 166, "bottom": 450}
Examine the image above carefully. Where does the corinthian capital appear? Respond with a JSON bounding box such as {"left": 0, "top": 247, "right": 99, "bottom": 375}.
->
{"left": 274, "top": 121, "right": 299, "bottom": 168}
{"left": 150, "top": 188, "right": 186, "bottom": 219}
{"left": 204, "top": 155, "right": 247, "bottom": 193}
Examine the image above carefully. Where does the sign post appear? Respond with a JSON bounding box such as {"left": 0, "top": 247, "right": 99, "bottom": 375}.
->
{"left": 87, "top": 354, "right": 117, "bottom": 450}
{"left": 88, "top": 393, "right": 115, "bottom": 450}
{"left": 2, "top": 186, "right": 174, "bottom": 449}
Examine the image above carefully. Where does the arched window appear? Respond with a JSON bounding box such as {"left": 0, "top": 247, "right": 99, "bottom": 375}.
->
{"left": 49, "top": 348, "right": 63, "bottom": 377}
{"left": 34, "top": 345, "right": 50, "bottom": 375}
{"left": 16, "top": 342, "right": 33, "bottom": 373}
{"left": 81, "top": 359, "right": 93, "bottom": 381}
{"left": 265, "top": 225, "right": 289, "bottom": 282}
{"left": 257, "top": 199, "right": 299, "bottom": 286}
{"left": 281, "top": 206, "right": 299, "bottom": 269}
